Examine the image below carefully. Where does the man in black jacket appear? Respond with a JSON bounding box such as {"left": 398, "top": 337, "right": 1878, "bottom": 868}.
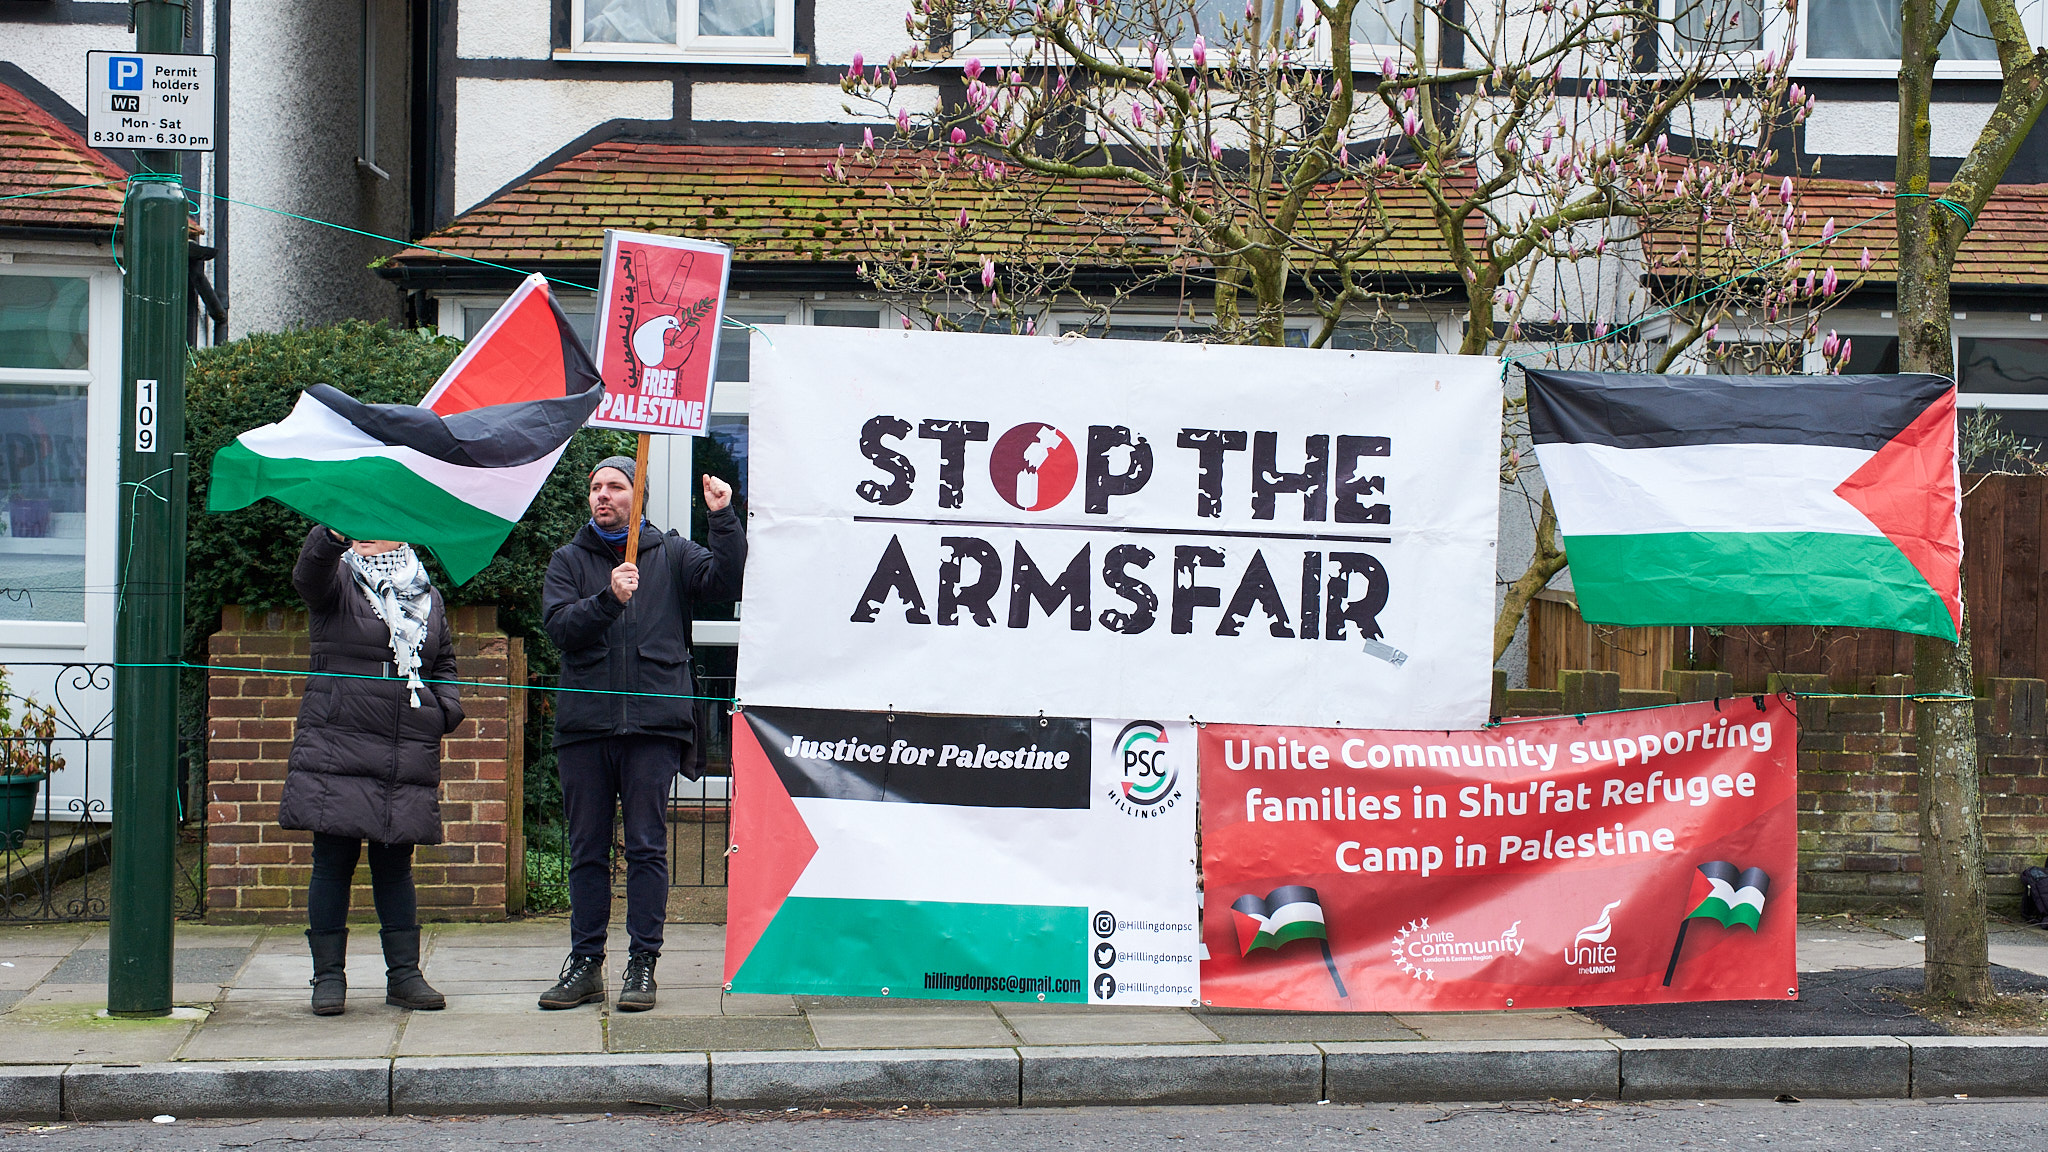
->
{"left": 537, "top": 455, "right": 745, "bottom": 1012}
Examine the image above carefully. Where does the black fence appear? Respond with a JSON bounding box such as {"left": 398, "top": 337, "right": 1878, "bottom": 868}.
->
{"left": 523, "top": 676, "right": 735, "bottom": 912}
{"left": 0, "top": 663, "right": 206, "bottom": 922}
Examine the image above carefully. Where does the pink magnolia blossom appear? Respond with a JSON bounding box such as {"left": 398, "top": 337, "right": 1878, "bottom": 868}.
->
{"left": 1779, "top": 175, "right": 1793, "bottom": 203}
{"left": 1132, "top": 102, "right": 1146, "bottom": 127}
{"left": 1704, "top": 323, "right": 1718, "bottom": 341}
{"left": 852, "top": 52, "right": 865, "bottom": 75}
{"left": 1152, "top": 50, "right": 1168, "bottom": 85}
{"left": 982, "top": 115, "right": 997, "bottom": 134}
{"left": 1594, "top": 320, "right": 1610, "bottom": 337}
{"left": 863, "top": 127, "right": 875, "bottom": 149}
{"left": 1025, "top": 318, "right": 1036, "bottom": 335}
{"left": 1801, "top": 270, "right": 1816, "bottom": 296}
{"left": 1193, "top": 35, "right": 1208, "bottom": 69}
{"left": 1840, "top": 338, "right": 1853, "bottom": 364}
{"left": 897, "top": 108, "right": 911, "bottom": 132}
{"left": 1402, "top": 109, "right": 1419, "bottom": 136}
{"left": 1724, "top": 222, "right": 1737, "bottom": 247}
{"left": 1859, "top": 247, "right": 1873, "bottom": 272}
{"left": 1822, "top": 266, "right": 1838, "bottom": 295}
{"left": 1382, "top": 55, "right": 1395, "bottom": 76}
{"left": 950, "top": 127, "right": 967, "bottom": 144}
{"left": 1245, "top": 0, "right": 1255, "bottom": 18}
{"left": 1656, "top": 133, "right": 1669, "bottom": 153}
{"left": 956, "top": 208, "right": 970, "bottom": 228}
{"left": 902, "top": 315, "right": 913, "bottom": 330}
{"left": 1505, "top": 136, "right": 1521, "bottom": 154}
{"left": 1822, "top": 331, "right": 1840, "bottom": 358}
{"left": 981, "top": 258, "right": 997, "bottom": 289}
{"left": 1209, "top": 138, "right": 1223, "bottom": 160}
{"left": 1596, "top": 78, "right": 1608, "bottom": 98}
{"left": 963, "top": 58, "right": 984, "bottom": 81}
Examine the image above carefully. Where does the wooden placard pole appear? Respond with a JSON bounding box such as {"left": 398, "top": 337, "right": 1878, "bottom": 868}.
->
{"left": 624, "top": 431, "right": 651, "bottom": 564}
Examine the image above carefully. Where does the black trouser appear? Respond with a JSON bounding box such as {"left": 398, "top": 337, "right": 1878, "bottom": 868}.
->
{"left": 558, "top": 734, "right": 683, "bottom": 958}
{"left": 307, "top": 832, "right": 417, "bottom": 932}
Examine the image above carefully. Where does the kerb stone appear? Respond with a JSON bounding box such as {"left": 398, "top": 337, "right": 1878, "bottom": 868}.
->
{"left": 64, "top": 1060, "right": 389, "bottom": 1120}
{"left": 0, "top": 1065, "right": 65, "bottom": 1120}
{"left": 392, "top": 1054, "right": 708, "bottom": 1114}
{"left": 1322, "top": 1040, "right": 1619, "bottom": 1102}
{"left": 1905, "top": 1036, "right": 2048, "bottom": 1097}
{"left": 1615, "top": 1036, "right": 1910, "bottom": 1099}
{"left": 1020, "top": 1043, "right": 1322, "bottom": 1106}
{"left": 710, "top": 1048, "right": 1018, "bottom": 1108}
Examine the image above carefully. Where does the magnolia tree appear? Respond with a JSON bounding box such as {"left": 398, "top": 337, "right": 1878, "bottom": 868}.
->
{"left": 832, "top": 0, "right": 1846, "bottom": 656}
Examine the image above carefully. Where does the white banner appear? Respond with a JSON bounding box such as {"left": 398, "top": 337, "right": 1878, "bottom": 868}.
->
{"left": 737, "top": 328, "right": 1502, "bottom": 729}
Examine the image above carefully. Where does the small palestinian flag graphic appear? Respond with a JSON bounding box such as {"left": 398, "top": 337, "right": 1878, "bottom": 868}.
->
{"left": 1232, "top": 886, "right": 1347, "bottom": 997}
{"left": 1663, "top": 861, "right": 1772, "bottom": 986}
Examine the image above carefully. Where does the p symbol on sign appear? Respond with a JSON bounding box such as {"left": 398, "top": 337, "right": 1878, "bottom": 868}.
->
{"left": 110, "top": 57, "right": 144, "bottom": 91}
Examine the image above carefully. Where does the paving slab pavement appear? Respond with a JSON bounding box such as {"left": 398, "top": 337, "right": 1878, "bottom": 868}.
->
{"left": 0, "top": 906, "right": 2039, "bottom": 1082}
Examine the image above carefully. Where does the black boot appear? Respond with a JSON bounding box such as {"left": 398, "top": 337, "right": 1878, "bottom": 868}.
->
{"left": 616, "top": 950, "right": 658, "bottom": 1012}
{"left": 538, "top": 953, "right": 605, "bottom": 1010}
{"left": 307, "top": 928, "right": 348, "bottom": 1016}
{"left": 380, "top": 925, "right": 446, "bottom": 1010}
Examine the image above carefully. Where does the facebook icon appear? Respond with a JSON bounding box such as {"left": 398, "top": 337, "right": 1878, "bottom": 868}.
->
{"left": 108, "top": 56, "right": 144, "bottom": 91}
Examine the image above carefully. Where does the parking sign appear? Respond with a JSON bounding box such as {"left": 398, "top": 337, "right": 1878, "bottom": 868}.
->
{"left": 85, "top": 51, "right": 215, "bottom": 152}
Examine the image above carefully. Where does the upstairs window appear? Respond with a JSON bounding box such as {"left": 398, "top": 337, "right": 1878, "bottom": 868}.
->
{"left": 572, "top": 0, "right": 793, "bottom": 56}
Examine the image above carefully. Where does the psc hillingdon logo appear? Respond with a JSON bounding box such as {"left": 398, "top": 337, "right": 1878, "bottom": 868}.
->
{"left": 1108, "top": 721, "right": 1183, "bottom": 818}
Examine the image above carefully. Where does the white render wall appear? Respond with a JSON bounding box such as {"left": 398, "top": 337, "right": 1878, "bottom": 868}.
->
{"left": 1805, "top": 100, "right": 1997, "bottom": 160}
{"left": 451, "top": 77, "right": 673, "bottom": 212}
{"left": 4, "top": 22, "right": 118, "bottom": 112}
{"left": 690, "top": 81, "right": 938, "bottom": 122}
{"left": 458, "top": 0, "right": 554, "bottom": 59}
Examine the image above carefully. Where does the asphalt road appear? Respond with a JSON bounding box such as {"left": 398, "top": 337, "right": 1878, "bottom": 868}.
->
{"left": 4, "top": 1100, "right": 2045, "bottom": 1151}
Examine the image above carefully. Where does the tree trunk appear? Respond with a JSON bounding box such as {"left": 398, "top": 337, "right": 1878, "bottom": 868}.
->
{"left": 1895, "top": 0, "right": 1995, "bottom": 1008}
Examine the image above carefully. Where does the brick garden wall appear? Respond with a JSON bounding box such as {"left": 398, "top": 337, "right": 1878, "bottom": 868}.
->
{"left": 204, "top": 605, "right": 524, "bottom": 924}
{"left": 1497, "top": 669, "right": 2048, "bottom": 914}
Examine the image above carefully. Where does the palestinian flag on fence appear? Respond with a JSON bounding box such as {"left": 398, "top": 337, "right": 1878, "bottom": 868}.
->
{"left": 208, "top": 275, "right": 602, "bottom": 583}
{"left": 1232, "top": 887, "right": 1328, "bottom": 954}
{"left": 1526, "top": 371, "right": 1962, "bottom": 640}
{"left": 1684, "top": 861, "right": 1771, "bottom": 931}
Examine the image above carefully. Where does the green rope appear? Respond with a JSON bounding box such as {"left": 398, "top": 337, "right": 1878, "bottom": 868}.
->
{"left": 116, "top": 660, "right": 740, "bottom": 704}
{"left": 1895, "top": 191, "right": 1976, "bottom": 229}
{"left": 0, "top": 180, "right": 116, "bottom": 201}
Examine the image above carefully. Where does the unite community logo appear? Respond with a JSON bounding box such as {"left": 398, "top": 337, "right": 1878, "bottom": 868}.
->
{"left": 1109, "top": 721, "right": 1182, "bottom": 818}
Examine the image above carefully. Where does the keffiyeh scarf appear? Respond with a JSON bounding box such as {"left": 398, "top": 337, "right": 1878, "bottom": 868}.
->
{"left": 343, "top": 545, "right": 434, "bottom": 707}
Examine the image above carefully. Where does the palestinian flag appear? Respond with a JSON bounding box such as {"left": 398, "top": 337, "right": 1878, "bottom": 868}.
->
{"left": 1526, "top": 371, "right": 1962, "bottom": 641}
{"left": 1684, "top": 861, "right": 1771, "bottom": 931}
{"left": 1231, "top": 887, "right": 1328, "bottom": 954}
{"left": 208, "top": 275, "right": 602, "bottom": 583}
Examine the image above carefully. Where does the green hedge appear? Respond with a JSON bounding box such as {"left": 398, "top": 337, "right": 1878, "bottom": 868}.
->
{"left": 183, "top": 320, "right": 636, "bottom": 827}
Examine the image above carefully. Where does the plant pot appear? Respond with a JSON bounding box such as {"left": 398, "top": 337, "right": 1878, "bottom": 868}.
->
{"left": 0, "top": 772, "right": 47, "bottom": 851}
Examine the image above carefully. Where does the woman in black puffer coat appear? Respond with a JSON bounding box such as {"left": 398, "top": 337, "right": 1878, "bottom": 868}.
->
{"left": 281, "top": 526, "right": 462, "bottom": 1017}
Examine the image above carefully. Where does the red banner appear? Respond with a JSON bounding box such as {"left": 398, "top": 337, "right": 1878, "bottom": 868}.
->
{"left": 589, "top": 229, "right": 732, "bottom": 436}
{"left": 1199, "top": 698, "right": 1798, "bottom": 1011}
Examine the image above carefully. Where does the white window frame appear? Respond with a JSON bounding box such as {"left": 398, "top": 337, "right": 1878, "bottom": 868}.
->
{"left": 1789, "top": 0, "right": 2043, "bottom": 79}
{"left": 1951, "top": 315, "right": 2048, "bottom": 411}
{"left": 559, "top": 0, "right": 802, "bottom": 63}
{"left": 0, "top": 264, "right": 120, "bottom": 654}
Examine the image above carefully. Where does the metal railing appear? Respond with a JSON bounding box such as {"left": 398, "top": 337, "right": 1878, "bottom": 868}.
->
{"left": 0, "top": 663, "right": 206, "bottom": 922}
{"left": 522, "top": 675, "right": 735, "bottom": 913}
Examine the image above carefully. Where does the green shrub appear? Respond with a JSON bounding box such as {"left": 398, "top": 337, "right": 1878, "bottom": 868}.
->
{"left": 183, "top": 320, "right": 636, "bottom": 826}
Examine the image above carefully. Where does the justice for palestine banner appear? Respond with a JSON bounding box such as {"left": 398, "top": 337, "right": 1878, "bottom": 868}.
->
{"left": 724, "top": 707, "right": 1199, "bottom": 1006}
{"left": 737, "top": 327, "right": 1503, "bottom": 729}
{"left": 1198, "top": 698, "right": 1798, "bottom": 1011}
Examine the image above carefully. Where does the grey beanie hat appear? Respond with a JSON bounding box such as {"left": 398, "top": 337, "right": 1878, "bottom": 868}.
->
{"left": 591, "top": 455, "right": 636, "bottom": 484}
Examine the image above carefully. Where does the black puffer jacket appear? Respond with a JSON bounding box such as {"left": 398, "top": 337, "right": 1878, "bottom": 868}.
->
{"left": 543, "top": 509, "right": 744, "bottom": 748}
{"left": 278, "top": 528, "right": 463, "bottom": 846}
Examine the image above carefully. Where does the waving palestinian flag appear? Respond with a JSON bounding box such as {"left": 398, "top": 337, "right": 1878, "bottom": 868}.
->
{"left": 1233, "top": 886, "right": 1347, "bottom": 997}
{"left": 1527, "top": 371, "right": 1961, "bottom": 640}
{"left": 208, "top": 275, "right": 601, "bottom": 583}
{"left": 1685, "top": 861, "right": 1771, "bottom": 930}
{"left": 1664, "top": 861, "right": 1772, "bottom": 986}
